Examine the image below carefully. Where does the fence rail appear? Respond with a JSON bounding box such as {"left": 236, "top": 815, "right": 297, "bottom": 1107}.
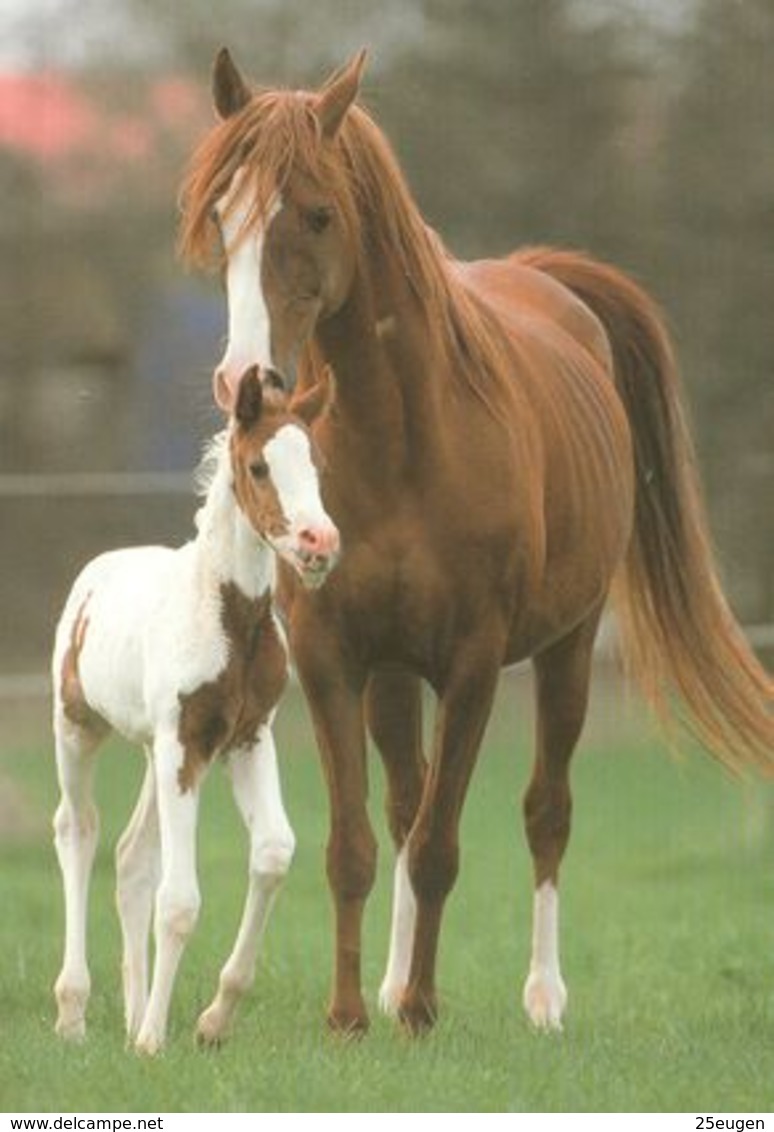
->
{"left": 3, "top": 624, "right": 774, "bottom": 702}
{"left": 0, "top": 472, "right": 772, "bottom": 700}
{"left": 0, "top": 471, "right": 193, "bottom": 498}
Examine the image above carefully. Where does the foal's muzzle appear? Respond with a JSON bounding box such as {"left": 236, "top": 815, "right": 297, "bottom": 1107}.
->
{"left": 280, "top": 522, "right": 341, "bottom": 589}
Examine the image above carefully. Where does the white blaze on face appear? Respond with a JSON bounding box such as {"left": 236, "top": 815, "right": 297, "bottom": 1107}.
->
{"left": 264, "top": 425, "right": 326, "bottom": 533}
{"left": 263, "top": 424, "right": 339, "bottom": 585}
{"left": 214, "top": 172, "right": 278, "bottom": 408}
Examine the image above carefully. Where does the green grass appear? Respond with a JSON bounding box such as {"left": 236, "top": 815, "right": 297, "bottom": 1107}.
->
{"left": 2, "top": 674, "right": 774, "bottom": 1112}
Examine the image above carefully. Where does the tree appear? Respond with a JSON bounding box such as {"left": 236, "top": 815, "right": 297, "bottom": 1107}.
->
{"left": 660, "top": 0, "right": 774, "bottom": 620}
{"left": 370, "top": 0, "right": 642, "bottom": 260}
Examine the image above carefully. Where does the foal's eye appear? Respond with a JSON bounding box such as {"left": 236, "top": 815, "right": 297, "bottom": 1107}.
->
{"left": 305, "top": 206, "right": 333, "bottom": 234}
{"left": 250, "top": 459, "right": 269, "bottom": 480}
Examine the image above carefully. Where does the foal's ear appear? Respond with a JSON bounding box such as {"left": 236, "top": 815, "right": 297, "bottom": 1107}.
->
{"left": 313, "top": 48, "right": 368, "bottom": 139}
{"left": 212, "top": 47, "right": 252, "bottom": 119}
{"left": 234, "top": 366, "right": 264, "bottom": 429}
{"left": 290, "top": 365, "right": 335, "bottom": 427}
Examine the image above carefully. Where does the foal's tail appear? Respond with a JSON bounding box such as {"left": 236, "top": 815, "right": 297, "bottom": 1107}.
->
{"left": 519, "top": 247, "right": 774, "bottom": 775}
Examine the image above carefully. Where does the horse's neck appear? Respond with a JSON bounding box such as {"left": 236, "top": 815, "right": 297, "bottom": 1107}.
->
{"left": 317, "top": 251, "right": 448, "bottom": 467}
{"left": 192, "top": 463, "right": 274, "bottom": 601}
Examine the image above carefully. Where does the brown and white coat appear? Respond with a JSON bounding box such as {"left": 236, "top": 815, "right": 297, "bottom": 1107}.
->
{"left": 51, "top": 371, "right": 338, "bottom": 1054}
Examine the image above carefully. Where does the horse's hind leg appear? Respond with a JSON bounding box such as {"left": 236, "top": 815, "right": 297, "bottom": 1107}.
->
{"left": 365, "top": 669, "right": 426, "bottom": 1016}
{"left": 53, "top": 712, "right": 103, "bottom": 1040}
{"left": 196, "top": 725, "right": 295, "bottom": 1047}
{"left": 522, "top": 608, "right": 601, "bottom": 1031}
{"left": 116, "top": 751, "right": 160, "bottom": 1042}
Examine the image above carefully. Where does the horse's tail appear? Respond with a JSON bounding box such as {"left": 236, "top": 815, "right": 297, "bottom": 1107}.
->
{"left": 518, "top": 246, "right": 774, "bottom": 775}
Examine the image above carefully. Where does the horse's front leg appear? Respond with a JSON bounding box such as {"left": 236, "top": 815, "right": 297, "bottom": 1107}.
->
{"left": 365, "top": 669, "right": 427, "bottom": 1017}
{"left": 134, "top": 731, "right": 202, "bottom": 1056}
{"left": 294, "top": 630, "right": 375, "bottom": 1035}
{"left": 399, "top": 637, "right": 503, "bottom": 1034}
{"left": 196, "top": 724, "right": 295, "bottom": 1047}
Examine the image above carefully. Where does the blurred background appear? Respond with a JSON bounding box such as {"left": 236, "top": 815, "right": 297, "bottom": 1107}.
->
{"left": 1, "top": 0, "right": 772, "bottom": 684}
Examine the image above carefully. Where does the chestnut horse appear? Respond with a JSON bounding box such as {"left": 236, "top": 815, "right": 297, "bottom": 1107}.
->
{"left": 179, "top": 49, "right": 774, "bottom": 1036}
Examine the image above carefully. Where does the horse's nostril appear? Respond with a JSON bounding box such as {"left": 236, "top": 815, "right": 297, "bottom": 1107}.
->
{"left": 263, "top": 367, "right": 286, "bottom": 393}
{"left": 298, "top": 525, "right": 341, "bottom": 559}
{"left": 213, "top": 368, "right": 235, "bottom": 412}
{"left": 299, "top": 528, "right": 321, "bottom": 553}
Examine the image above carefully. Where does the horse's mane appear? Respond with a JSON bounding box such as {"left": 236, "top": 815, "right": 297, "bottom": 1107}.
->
{"left": 194, "top": 428, "right": 229, "bottom": 498}
{"left": 179, "top": 89, "right": 513, "bottom": 412}
{"left": 192, "top": 428, "right": 232, "bottom": 538}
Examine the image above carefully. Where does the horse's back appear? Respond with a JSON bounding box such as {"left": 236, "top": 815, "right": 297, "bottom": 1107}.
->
{"left": 54, "top": 545, "right": 185, "bottom": 741}
{"left": 455, "top": 252, "right": 613, "bottom": 373}
{"left": 57, "top": 547, "right": 179, "bottom": 649}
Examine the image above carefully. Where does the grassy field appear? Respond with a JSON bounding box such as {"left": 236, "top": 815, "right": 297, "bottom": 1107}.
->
{"left": 1, "top": 671, "right": 773, "bottom": 1113}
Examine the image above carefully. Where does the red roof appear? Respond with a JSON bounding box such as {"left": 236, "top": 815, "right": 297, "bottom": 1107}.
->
{"left": 0, "top": 71, "right": 211, "bottom": 208}
{"left": 0, "top": 73, "right": 99, "bottom": 159}
{"left": 0, "top": 71, "right": 209, "bottom": 166}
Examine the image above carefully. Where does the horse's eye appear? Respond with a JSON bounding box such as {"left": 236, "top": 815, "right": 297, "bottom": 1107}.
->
{"left": 250, "top": 459, "right": 269, "bottom": 480}
{"left": 305, "top": 206, "right": 333, "bottom": 234}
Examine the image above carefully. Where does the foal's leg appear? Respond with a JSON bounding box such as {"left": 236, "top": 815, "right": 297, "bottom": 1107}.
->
{"left": 115, "top": 751, "right": 160, "bottom": 1041}
{"left": 522, "top": 611, "right": 601, "bottom": 1031}
{"left": 400, "top": 635, "right": 504, "bottom": 1034}
{"left": 365, "top": 670, "right": 426, "bottom": 1016}
{"left": 294, "top": 629, "right": 375, "bottom": 1034}
{"left": 196, "top": 725, "right": 295, "bottom": 1046}
{"left": 53, "top": 713, "right": 102, "bottom": 1040}
{"left": 134, "top": 731, "right": 201, "bottom": 1056}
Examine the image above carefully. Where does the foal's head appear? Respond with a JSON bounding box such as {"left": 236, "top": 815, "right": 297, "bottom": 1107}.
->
{"left": 230, "top": 366, "right": 339, "bottom": 588}
{"left": 179, "top": 47, "right": 370, "bottom": 411}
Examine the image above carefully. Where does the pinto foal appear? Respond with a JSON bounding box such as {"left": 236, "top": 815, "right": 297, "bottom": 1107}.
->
{"left": 51, "top": 368, "right": 338, "bottom": 1054}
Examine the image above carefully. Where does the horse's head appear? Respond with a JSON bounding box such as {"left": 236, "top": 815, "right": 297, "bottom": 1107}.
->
{"left": 181, "top": 47, "right": 367, "bottom": 412}
{"left": 229, "top": 365, "right": 340, "bottom": 588}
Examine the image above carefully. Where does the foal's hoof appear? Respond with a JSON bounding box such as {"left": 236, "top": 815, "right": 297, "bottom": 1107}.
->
{"left": 195, "top": 1002, "right": 231, "bottom": 1049}
{"left": 54, "top": 984, "right": 88, "bottom": 1041}
{"left": 55, "top": 1016, "right": 86, "bottom": 1042}
{"left": 397, "top": 988, "right": 438, "bottom": 1036}
{"left": 326, "top": 1003, "right": 370, "bottom": 1039}
{"left": 133, "top": 1031, "right": 164, "bottom": 1057}
{"left": 195, "top": 1017, "right": 226, "bottom": 1050}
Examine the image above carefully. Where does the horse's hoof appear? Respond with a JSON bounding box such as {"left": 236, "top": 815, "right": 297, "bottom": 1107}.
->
{"left": 195, "top": 1008, "right": 228, "bottom": 1050}
{"left": 378, "top": 979, "right": 405, "bottom": 1018}
{"left": 326, "top": 1004, "right": 370, "bottom": 1039}
{"left": 523, "top": 969, "right": 567, "bottom": 1031}
{"left": 55, "top": 1016, "right": 86, "bottom": 1042}
{"left": 54, "top": 983, "right": 88, "bottom": 1041}
{"left": 134, "top": 1031, "right": 164, "bottom": 1057}
{"left": 397, "top": 989, "right": 437, "bottom": 1036}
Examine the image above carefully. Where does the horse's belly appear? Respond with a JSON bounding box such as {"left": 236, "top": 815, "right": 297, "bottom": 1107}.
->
{"left": 502, "top": 510, "right": 629, "bottom": 663}
{"left": 502, "top": 586, "right": 608, "bottom": 665}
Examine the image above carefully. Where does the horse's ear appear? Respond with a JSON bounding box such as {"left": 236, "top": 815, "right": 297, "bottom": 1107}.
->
{"left": 290, "top": 365, "right": 336, "bottom": 426}
{"left": 213, "top": 47, "right": 252, "bottom": 119}
{"left": 234, "top": 366, "right": 263, "bottom": 429}
{"left": 313, "top": 48, "right": 368, "bottom": 139}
